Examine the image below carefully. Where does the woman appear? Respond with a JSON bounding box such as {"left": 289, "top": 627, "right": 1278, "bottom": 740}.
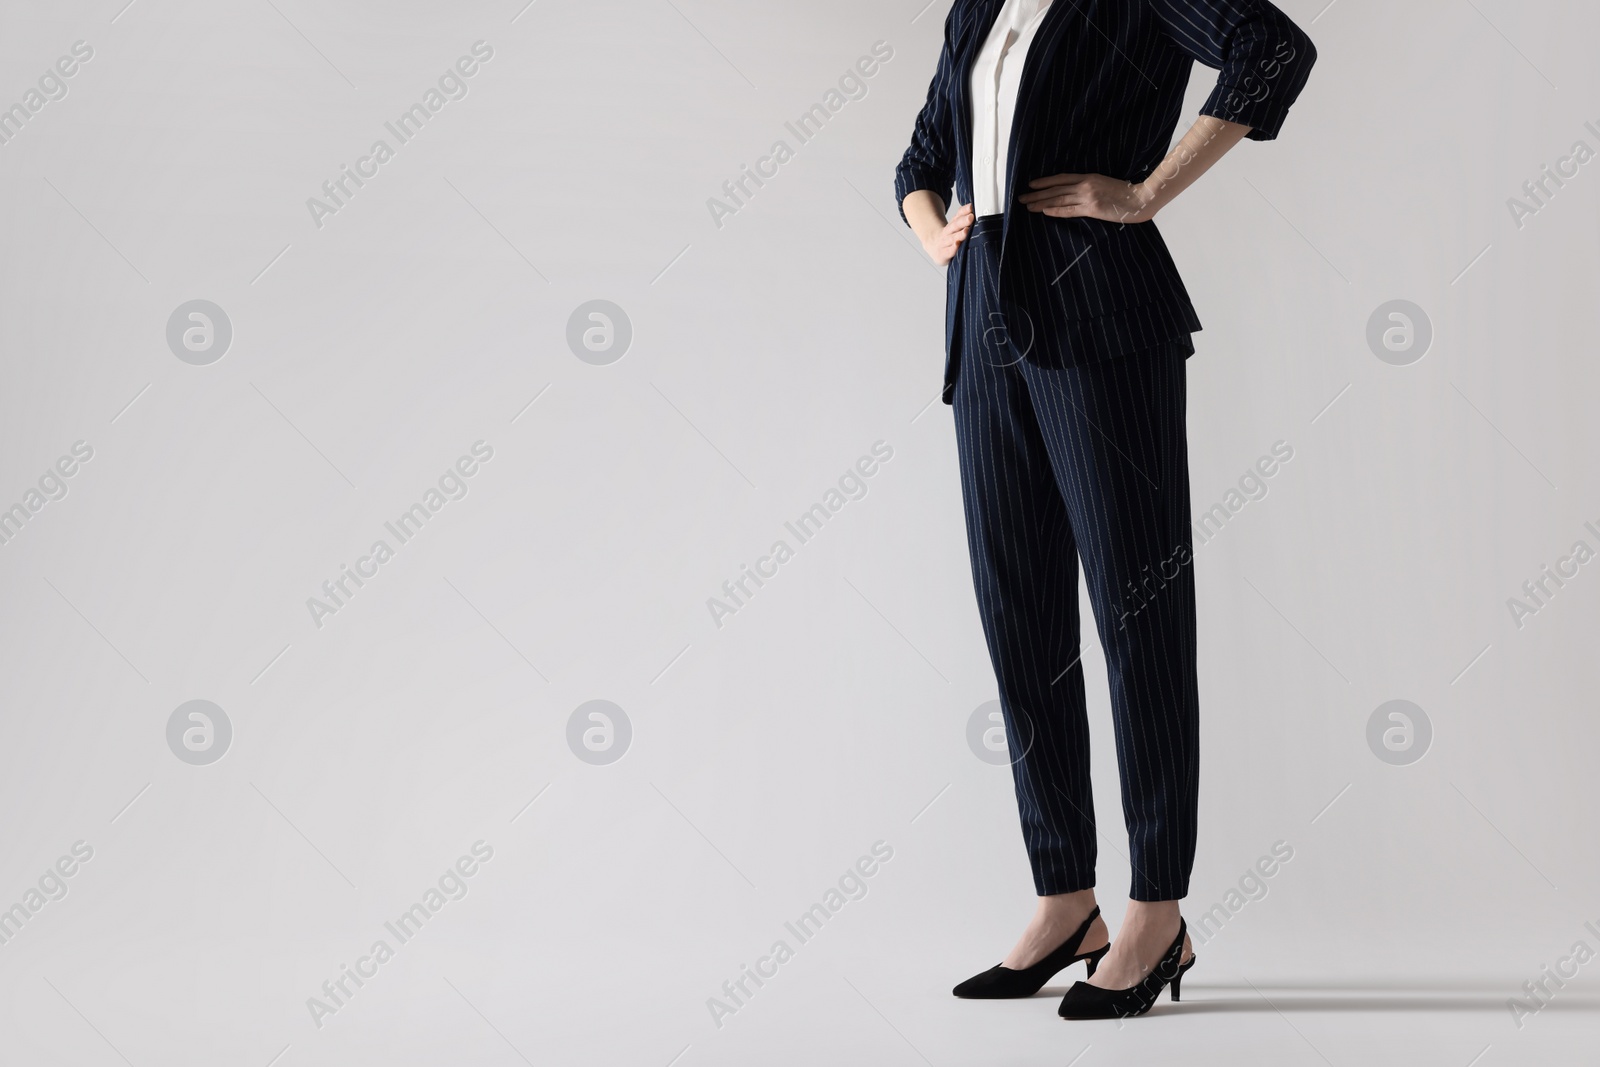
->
{"left": 894, "top": 0, "right": 1315, "bottom": 1019}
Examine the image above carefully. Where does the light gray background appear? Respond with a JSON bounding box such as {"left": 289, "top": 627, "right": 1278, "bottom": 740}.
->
{"left": 2, "top": 0, "right": 1597, "bottom": 1064}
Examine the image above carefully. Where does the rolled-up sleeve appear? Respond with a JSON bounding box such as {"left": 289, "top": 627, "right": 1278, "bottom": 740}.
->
{"left": 894, "top": 10, "right": 961, "bottom": 226}
{"left": 1149, "top": 0, "right": 1317, "bottom": 141}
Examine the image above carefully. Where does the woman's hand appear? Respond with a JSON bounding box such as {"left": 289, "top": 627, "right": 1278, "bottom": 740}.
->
{"left": 900, "top": 191, "right": 973, "bottom": 266}
{"left": 1018, "top": 174, "right": 1158, "bottom": 223}
{"left": 920, "top": 201, "right": 975, "bottom": 265}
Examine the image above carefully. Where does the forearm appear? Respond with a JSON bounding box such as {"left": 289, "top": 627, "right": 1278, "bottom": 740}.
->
{"left": 1139, "top": 115, "right": 1252, "bottom": 216}
{"left": 901, "top": 189, "right": 949, "bottom": 244}
{"left": 1018, "top": 115, "right": 1254, "bottom": 224}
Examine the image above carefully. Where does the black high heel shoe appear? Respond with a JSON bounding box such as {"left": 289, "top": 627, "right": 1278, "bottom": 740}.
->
{"left": 1057, "top": 917, "right": 1195, "bottom": 1019}
{"left": 952, "top": 906, "right": 1110, "bottom": 999}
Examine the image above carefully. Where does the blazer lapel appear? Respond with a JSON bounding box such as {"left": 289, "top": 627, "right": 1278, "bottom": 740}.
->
{"left": 952, "top": 0, "right": 1005, "bottom": 209}
{"left": 1000, "top": 0, "right": 1080, "bottom": 244}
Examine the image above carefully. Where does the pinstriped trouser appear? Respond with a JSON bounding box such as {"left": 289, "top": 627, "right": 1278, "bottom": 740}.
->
{"left": 953, "top": 214, "right": 1199, "bottom": 901}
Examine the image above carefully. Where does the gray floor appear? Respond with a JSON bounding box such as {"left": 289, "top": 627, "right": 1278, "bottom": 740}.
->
{"left": 4, "top": 0, "right": 1598, "bottom": 1063}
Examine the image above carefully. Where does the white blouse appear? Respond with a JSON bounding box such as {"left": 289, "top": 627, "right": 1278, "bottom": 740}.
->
{"left": 969, "top": 0, "right": 1055, "bottom": 217}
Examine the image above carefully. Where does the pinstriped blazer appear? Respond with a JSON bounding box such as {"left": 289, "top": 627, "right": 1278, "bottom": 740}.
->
{"left": 895, "top": 0, "right": 1317, "bottom": 403}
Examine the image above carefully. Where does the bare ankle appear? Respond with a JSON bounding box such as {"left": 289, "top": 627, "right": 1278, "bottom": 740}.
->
{"left": 1001, "top": 890, "right": 1103, "bottom": 969}
{"left": 1037, "top": 888, "right": 1098, "bottom": 915}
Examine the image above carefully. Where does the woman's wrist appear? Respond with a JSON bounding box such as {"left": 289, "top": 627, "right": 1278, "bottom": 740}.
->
{"left": 1132, "top": 180, "right": 1164, "bottom": 219}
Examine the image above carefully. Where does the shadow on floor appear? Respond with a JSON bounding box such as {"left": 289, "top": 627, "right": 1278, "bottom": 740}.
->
{"left": 1029, "top": 978, "right": 1600, "bottom": 1014}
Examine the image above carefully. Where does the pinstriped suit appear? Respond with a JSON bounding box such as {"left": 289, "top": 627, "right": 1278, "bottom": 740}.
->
{"left": 896, "top": 1, "right": 1315, "bottom": 900}
{"left": 895, "top": 0, "right": 1317, "bottom": 407}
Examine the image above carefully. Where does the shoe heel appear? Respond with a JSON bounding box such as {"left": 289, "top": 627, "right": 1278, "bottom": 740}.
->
{"left": 1170, "top": 957, "right": 1195, "bottom": 1003}
{"left": 1084, "top": 945, "right": 1110, "bottom": 979}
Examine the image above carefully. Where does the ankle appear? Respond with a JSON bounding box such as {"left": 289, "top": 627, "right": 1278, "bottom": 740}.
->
{"left": 1001, "top": 891, "right": 1103, "bottom": 969}
{"left": 1036, "top": 889, "right": 1098, "bottom": 920}
{"left": 1123, "top": 899, "right": 1180, "bottom": 923}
